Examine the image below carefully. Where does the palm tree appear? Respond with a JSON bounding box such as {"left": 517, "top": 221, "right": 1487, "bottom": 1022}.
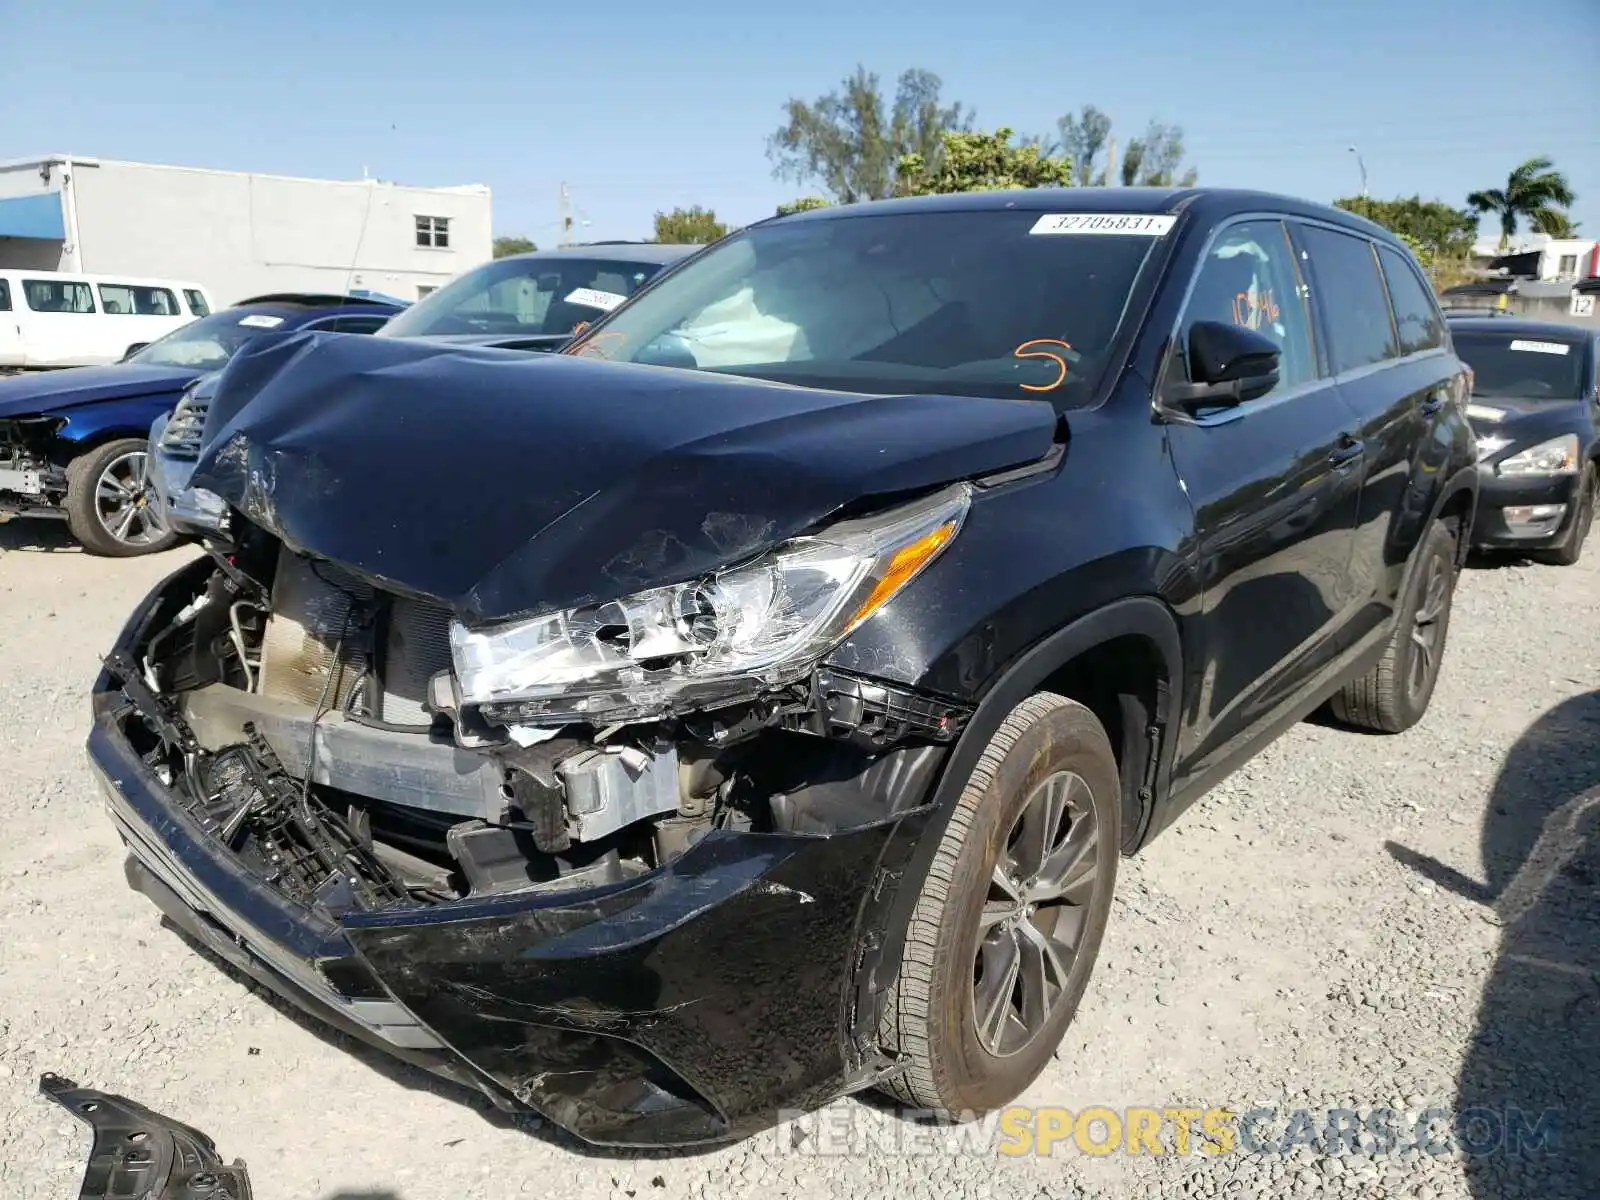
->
{"left": 1467, "top": 157, "right": 1576, "bottom": 248}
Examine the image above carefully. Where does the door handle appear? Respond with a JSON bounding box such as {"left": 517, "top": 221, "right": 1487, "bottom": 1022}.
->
{"left": 1329, "top": 435, "right": 1365, "bottom": 469}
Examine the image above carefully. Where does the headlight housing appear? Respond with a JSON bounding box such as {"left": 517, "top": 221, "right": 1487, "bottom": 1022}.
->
{"left": 450, "top": 483, "right": 971, "bottom": 727}
{"left": 1496, "top": 434, "right": 1580, "bottom": 477}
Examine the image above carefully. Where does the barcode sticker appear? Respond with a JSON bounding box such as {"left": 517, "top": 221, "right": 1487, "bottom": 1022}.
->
{"left": 565, "top": 288, "right": 627, "bottom": 312}
{"left": 1030, "top": 213, "right": 1177, "bottom": 236}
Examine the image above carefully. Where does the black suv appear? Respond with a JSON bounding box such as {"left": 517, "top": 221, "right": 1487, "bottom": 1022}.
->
{"left": 88, "top": 189, "right": 1477, "bottom": 1148}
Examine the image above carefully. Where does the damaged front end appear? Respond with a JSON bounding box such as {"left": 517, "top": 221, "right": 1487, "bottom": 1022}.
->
{"left": 0, "top": 415, "right": 70, "bottom": 519}
{"left": 91, "top": 506, "right": 978, "bottom": 1145}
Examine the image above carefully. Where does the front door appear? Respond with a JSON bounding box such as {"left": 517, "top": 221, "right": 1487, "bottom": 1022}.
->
{"left": 0, "top": 278, "right": 21, "bottom": 367}
{"left": 19, "top": 276, "right": 100, "bottom": 366}
{"left": 1165, "top": 218, "right": 1365, "bottom": 780}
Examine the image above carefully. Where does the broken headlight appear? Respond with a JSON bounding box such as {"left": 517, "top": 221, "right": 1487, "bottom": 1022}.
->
{"left": 450, "top": 483, "right": 971, "bottom": 727}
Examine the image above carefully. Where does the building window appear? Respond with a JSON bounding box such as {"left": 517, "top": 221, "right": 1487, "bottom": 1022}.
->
{"left": 416, "top": 216, "right": 451, "bottom": 249}
{"left": 1556, "top": 254, "right": 1578, "bottom": 279}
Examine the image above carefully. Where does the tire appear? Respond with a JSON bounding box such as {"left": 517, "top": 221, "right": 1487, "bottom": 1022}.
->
{"left": 877, "top": 692, "right": 1121, "bottom": 1114}
{"left": 1330, "top": 519, "right": 1457, "bottom": 733}
{"left": 1534, "top": 464, "right": 1595, "bottom": 567}
{"left": 64, "top": 438, "right": 179, "bottom": 558}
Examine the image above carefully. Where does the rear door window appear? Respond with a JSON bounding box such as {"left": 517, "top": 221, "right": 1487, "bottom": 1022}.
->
{"left": 23, "top": 279, "right": 95, "bottom": 313}
{"left": 1376, "top": 247, "right": 1444, "bottom": 356}
{"left": 1294, "top": 225, "right": 1398, "bottom": 374}
{"left": 1178, "top": 220, "right": 1317, "bottom": 395}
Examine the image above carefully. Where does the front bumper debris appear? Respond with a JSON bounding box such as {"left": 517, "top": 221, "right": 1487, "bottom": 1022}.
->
{"left": 42, "top": 1072, "right": 253, "bottom": 1199}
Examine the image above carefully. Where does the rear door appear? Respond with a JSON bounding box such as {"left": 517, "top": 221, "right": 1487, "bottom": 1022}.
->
{"left": 1292, "top": 225, "right": 1459, "bottom": 648}
{"left": 1164, "top": 217, "right": 1366, "bottom": 778}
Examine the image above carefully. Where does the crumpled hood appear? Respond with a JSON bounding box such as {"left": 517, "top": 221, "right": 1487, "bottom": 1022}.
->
{"left": 189, "top": 331, "right": 1058, "bottom": 622}
{"left": 0, "top": 363, "right": 202, "bottom": 419}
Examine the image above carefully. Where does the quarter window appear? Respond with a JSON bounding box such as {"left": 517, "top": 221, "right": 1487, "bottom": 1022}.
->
{"left": 1377, "top": 247, "right": 1444, "bottom": 356}
{"left": 98, "top": 284, "right": 182, "bottom": 316}
{"left": 23, "top": 279, "right": 95, "bottom": 314}
{"left": 1179, "top": 220, "right": 1316, "bottom": 395}
{"left": 184, "top": 289, "right": 211, "bottom": 316}
{"left": 415, "top": 216, "right": 451, "bottom": 249}
{"left": 0, "top": 279, "right": 10, "bottom": 311}
{"left": 1296, "top": 226, "right": 1398, "bottom": 374}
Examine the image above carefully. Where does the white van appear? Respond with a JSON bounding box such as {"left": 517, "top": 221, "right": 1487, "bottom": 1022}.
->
{"left": 0, "top": 271, "right": 215, "bottom": 370}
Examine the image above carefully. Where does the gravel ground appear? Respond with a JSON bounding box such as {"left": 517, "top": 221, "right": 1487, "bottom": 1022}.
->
{"left": 0, "top": 519, "right": 1595, "bottom": 1200}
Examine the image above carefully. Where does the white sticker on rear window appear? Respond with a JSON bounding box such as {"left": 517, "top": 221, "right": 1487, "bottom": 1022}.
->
{"left": 1508, "top": 339, "right": 1570, "bottom": 356}
{"left": 564, "top": 287, "right": 627, "bottom": 312}
{"left": 237, "top": 314, "right": 284, "bottom": 328}
{"left": 1030, "top": 213, "right": 1177, "bottom": 236}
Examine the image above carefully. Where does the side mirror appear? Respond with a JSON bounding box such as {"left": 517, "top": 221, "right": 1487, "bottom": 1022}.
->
{"left": 1165, "top": 320, "right": 1281, "bottom": 412}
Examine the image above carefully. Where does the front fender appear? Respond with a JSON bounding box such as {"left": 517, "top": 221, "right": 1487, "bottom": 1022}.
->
{"left": 49, "top": 393, "right": 180, "bottom": 448}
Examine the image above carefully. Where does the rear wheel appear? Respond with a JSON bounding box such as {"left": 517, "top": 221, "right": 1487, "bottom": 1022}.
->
{"left": 64, "top": 438, "right": 179, "bottom": 558}
{"left": 1535, "top": 464, "right": 1595, "bottom": 567}
{"left": 877, "top": 692, "right": 1120, "bottom": 1114}
{"left": 1331, "top": 519, "right": 1457, "bottom": 733}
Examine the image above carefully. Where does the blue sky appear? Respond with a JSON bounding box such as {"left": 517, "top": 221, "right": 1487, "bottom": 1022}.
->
{"left": 5, "top": 0, "right": 1597, "bottom": 245}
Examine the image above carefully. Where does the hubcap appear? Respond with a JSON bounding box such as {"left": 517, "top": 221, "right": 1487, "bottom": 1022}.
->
{"left": 95, "top": 451, "right": 164, "bottom": 547}
{"left": 1407, "top": 553, "right": 1449, "bottom": 699}
{"left": 972, "top": 770, "right": 1099, "bottom": 1058}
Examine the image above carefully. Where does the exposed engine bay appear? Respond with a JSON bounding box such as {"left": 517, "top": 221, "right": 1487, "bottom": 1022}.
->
{"left": 0, "top": 417, "right": 69, "bottom": 516}
{"left": 109, "top": 524, "right": 973, "bottom": 920}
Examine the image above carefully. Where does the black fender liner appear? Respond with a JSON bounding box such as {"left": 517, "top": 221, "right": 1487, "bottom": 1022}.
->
{"left": 856, "top": 595, "right": 1184, "bottom": 1059}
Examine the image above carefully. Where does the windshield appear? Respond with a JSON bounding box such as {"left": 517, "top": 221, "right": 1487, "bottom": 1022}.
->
{"left": 1454, "top": 332, "right": 1588, "bottom": 400}
{"left": 564, "top": 209, "right": 1168, "bottom": 404}
{"left": 125, "top": 309, "right": 293, "bottom": 370}
{"left": 380, "top": 257, "right": 672, "bottom": 339}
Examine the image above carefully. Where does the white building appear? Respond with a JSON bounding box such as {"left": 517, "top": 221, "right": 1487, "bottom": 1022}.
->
{"left": 1469, "top": 231, "right": 1599, "bottom": 283}
{"left": 0, "top": 155, "right": 493, "bottom": 306}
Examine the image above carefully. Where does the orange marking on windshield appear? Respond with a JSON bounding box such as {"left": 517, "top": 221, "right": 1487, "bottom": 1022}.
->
{"left": 1013, "top": 339, "right": 1073, "bottom": 391}
{"left": 567, "top": 330, "right": 625, "bottom": 359}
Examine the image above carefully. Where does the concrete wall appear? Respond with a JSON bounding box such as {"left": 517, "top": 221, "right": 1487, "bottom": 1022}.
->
{"left": 66, "top": 159, "right": 492, "bottom": 305}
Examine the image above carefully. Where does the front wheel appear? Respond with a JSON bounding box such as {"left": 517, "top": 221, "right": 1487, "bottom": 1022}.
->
{"left": 877, "top": 692, "right": 1121, "bottom": 1114}
{"left": 1535, "top": 464, "right": 1595, "bottom": 567}
{"left": 64, "top": 438, "right": 179, "bottom": 558}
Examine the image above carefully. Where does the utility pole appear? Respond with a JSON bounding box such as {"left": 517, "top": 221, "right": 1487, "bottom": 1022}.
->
{"left": 1104, "top": 138, "right": 1117, "bottom": 187}
{"left": 559, "top": 182, "right": 573, "bottom": 247}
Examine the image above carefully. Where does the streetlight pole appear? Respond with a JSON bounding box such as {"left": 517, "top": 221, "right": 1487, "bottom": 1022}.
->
{"left": 1348, "top": 145, "right": 1368, "bottom": 198}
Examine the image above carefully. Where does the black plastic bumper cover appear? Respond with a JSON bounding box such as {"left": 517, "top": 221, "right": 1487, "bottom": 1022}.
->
{"left": 41, "top": 1072, "right": 253, "bottom": 1199}
{"left": 90, "top": 572, "right": 939, "bottom": 1146}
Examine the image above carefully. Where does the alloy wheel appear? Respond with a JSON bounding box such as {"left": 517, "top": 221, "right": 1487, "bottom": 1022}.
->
{"left": 95, "top": 450, "right": 165, "bottom": 549}
{"left": 972, "top": 769, "right": 1100, "bottom": 1058}
{"left": 1407, "top": 553, "right": 1449, "bottom": 700}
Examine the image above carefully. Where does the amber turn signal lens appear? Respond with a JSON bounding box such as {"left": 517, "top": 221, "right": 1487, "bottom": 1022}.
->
{"left": 845, "top": 519, "right": 959, "bottom": 632}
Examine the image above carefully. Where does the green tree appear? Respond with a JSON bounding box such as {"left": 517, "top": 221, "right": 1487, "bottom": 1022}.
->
{"left": 1038, "top": 106, "right": 1196, "bottom": 186}
{"left": 1333, "top": 195, "right": 1478, "bottom": 264}
{"left": 776, "top": 196, "right": 831, "bottom": 216}
{"left": 895, "top": 127, "right": 1072, "bottom": 196}
{"left": 653, "top": 206, "right": 728, "bottom": 244}
{"left": 1120, "top": 121, "right": 1198, "bottom": 187}
{"left": 492, "top": 235, "right": 536, "bottom": 258}
{"left": 1530, "top": 209, "right": 1581, "bottom": 238}
{"left": 768, "top": 66, "right": 972, "bottom": 202}
{"left": 1467, "top": 157, "right": 1576, "bottom": 247}
{"left": 1049, "top": 105, "right": 1112, "bottom": 185}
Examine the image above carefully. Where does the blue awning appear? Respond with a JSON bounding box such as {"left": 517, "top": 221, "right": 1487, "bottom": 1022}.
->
{"left": 0, "top": 192, "right": 66, "bottom": 240}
